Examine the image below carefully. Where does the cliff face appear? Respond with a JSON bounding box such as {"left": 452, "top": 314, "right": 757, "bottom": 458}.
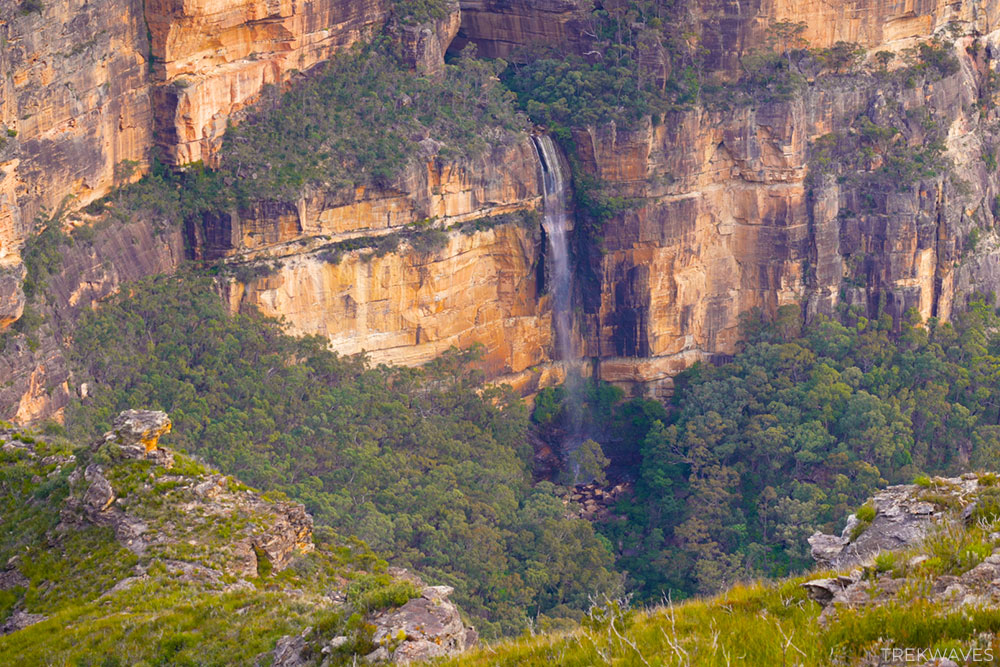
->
{"left": 577, "top": 64, "right": 992, "bottom": 393}
{"left": 147, "top": 0, "right": 390, "bottom": 165}
{"left": 0, "top": 219, "right": 184, "bottom": 423}
{"left": 218, "top": 138, "right": 559, "bottom": 391}
{"left": 7, "top": 0, "right": 1000, "bottom": 422}
{"left": 0, "top": 0, "right": 153, "bottom": 324}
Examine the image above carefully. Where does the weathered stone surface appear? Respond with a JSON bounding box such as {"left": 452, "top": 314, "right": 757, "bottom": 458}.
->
{"left": 272, "top": 630, "right": 310, "bottom": 667}
{"left": 370, "top": 585, "right": 476, "bottom": 663}
{"left": 0, "top": 610, "right": 46, "bottom": 636}
{"left": 0, "top": 264, "right": 25, "bottom": 330}
{"left": 83, "top": 465, "right": 116, "bottom": 512}
{"left": 801, "top": 574, "right": 858, "bottom": 605}
{"left": 108, "top": 410, "right": 173, "bottom": 454}
{"left": 393, "top": 0, "right": 462, "bottom": 76}
{"left": 810, "top": 476, "right": 978, "bottom": 570}
{"left": 218, "top": 137, "right": 557, "bottom": 390}
{"left": 0, "top": 219, "right": 184, "bottom": 424}
{"left": 454, "top": 0, "right": 587, "bottom": 60}
{"left": 0, "top": 0, "right": 154, "bottom": 263}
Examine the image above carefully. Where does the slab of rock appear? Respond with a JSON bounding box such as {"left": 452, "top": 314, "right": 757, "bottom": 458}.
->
{"left": 83, "top": 464, "right": 115, "bottom": 512}
{"left": 0, "top": 610, "right": 45, "bottom": 635}
{"left": 370, "top": 585, "right": 476, "bottom": 663}
{"left": 272, "top": 629, "right": 310, "bottom": 667}
{"left": 809, "top": 477, "right": 977, "bottom": 569}
{"left": 105, "top": 410, "right": 172, "bottom": 460}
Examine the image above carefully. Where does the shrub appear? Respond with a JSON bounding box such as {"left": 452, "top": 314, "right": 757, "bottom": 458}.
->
{"left": 19, "top": 0, "right": 43, "bottom": 14}
{"left": 346, "top": 574, "right": 420, "bottom": 614}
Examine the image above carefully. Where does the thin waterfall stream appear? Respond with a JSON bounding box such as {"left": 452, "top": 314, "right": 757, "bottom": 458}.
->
{"left": 532, "top": 135, "right": 585, "bottom": 464}
{"left": 533, "top": 135, "right": 574, "bottom": 364}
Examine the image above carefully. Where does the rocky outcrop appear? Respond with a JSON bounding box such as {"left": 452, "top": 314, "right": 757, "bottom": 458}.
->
{"left": 807, "top": 475, "right": 980, "bottom": 570}
{"left": 107, "top": 409, "right": 173, "bottom": 454}
{"left": 457, "top": 0, "right": 1000, "bottom": 72}
{"left": 368, "top": 585, "right": 477, "bottom": 664}
{"left": 270, "top": 578, "right": 476, "bottom": 665}
{"left": 57, "top": 409, "right": 314, "bottom": 574}
{"left": 0, "top": 264, "right": 25, "bottom": 329}
{"left": 803, "top": 472, "right": 1000, "bottom": 632}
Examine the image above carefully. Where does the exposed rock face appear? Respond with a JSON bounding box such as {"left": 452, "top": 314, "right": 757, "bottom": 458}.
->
{"left": 573, "top": 35, "right": 1000, "bottom": 396}
{"left": 0, "top": 264, "right": 25, "bottom": 329}
{"left": 9, "top": 0, "right": 1000, "bottom": 421}
{"left": 803, "top": 473, "right": 1000, "bottom": 633}
{"left": 109, "top": 409, "right": 173, "bottom": 454}
{"left": 216, "top": 138, "right": 559, "bottom": 389}
{"left": 231, "top": 223, "right": 552, "bottom": 383}
{"left": 454, "top": 0, "right": 587, "bottom": 60}
{"left": 0, "top": 219, "right": 184, "bottom": 423}
{"left": 457, "top": 0, "right": 1000, "bottom": 71}
{"left": 0, "top": 0, "right": 153, "bottom": 275}
{"left": 393, "top": 0, "right": 463, "bottom": 76}
{"left": 369, "top": 585, "right": 477, "bottom": 663}
{"left": 808, "top": 474, "right": 978, "bottom": 570}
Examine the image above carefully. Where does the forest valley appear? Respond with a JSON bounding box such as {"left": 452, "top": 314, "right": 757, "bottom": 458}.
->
{"left": 56, "top": 271, "right": 1000, "bottom": 638}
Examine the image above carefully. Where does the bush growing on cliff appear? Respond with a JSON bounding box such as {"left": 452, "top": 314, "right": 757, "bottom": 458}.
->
{"left": 65, "top": 275, "right": 621, "bottom": 637}
{"left": 392, "top": 0, "right": 451, "bottom": 24}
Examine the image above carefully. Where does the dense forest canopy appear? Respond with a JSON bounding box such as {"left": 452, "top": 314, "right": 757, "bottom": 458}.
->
{"left": 531, "top": 300, "right": 1000, "bottom": 602}
{"left": 65, "top": 276, "right": 620, "bottom": 637}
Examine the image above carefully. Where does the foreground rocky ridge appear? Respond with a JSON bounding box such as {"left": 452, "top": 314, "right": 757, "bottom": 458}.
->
{"left": 0, "top": 410, "right": 475, "bottom": 664}
{"left": 442, "top": 472, "right": 1000, "bottom": 665}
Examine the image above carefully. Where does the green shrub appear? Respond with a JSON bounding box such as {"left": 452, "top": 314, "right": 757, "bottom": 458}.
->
{"left": 873, "top": 551, "right": 896, "bottom": 574}
{"left": 346, "top": 574, "right": 420, "bottom": 614}
{"left": 19, "top": 0, "right": 43, "bottom": 14}
{"left": 971, "top": 488, "right": 1000, "bottom": 523}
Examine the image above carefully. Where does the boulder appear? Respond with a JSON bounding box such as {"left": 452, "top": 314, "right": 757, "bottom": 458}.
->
{"left": 83, "top": 465, "right": 115, "bottom": 512}
{"left": 272, "top": 629, "right": 309, "bottom": 667}
{"left": 107, "top": 410, "right": 172, "bottom": 456}
{"left": 370, "top": 585, "right": 476, "bottom": 663}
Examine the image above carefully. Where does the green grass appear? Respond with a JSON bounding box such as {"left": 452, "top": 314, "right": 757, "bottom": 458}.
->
{"left": 346, "top": 573, "right": 421, "bottom": 614}
{"left": 850, "top": 502, "right": 876, "bottom": 540}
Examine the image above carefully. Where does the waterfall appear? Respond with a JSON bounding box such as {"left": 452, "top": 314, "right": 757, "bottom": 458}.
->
{"left": 533, "top": 135, "right": 584, "bottom": 460}
{"left": 532, "top": 135, "right": 575, "bottom": 364}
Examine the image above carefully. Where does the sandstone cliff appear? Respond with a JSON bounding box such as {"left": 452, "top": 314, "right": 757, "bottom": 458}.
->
{"left": 9, "top": 0, "right": 1000, "bottom": 422}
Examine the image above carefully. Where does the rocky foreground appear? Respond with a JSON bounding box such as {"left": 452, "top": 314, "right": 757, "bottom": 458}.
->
{"left": 443, "top": 473, "right": 1000, "bottom": 665}
{"left": 0, "top": 410, "right": 475, "bottom": 665}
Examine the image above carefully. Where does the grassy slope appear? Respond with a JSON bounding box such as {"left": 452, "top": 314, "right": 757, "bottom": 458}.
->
{"left": 449, "top": 480, "right": 1000, "bottom": 667}
{"left": 449, "top": 576, "right": 1000, "bottom": 666}
{"left": 0, "top": 423, "right": 409, "bottom": 666}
